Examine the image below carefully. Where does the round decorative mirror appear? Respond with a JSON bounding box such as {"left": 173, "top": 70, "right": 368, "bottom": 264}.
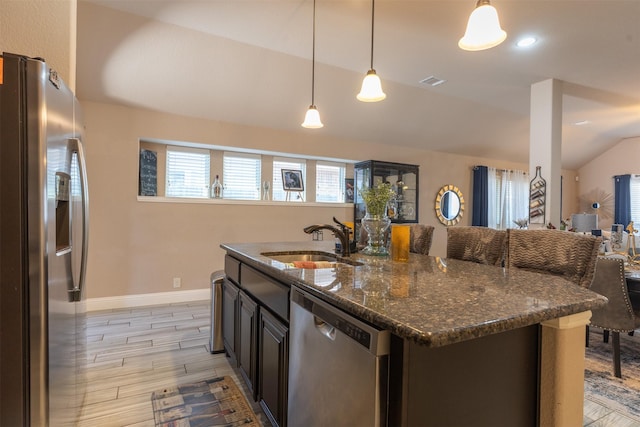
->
{"left": 435, "top": 185, "right": 465, "bottom": 226}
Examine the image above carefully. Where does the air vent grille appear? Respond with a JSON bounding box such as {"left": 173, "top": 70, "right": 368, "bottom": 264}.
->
{"left": 419, "top": 76, "right": 446, "bottom": 87}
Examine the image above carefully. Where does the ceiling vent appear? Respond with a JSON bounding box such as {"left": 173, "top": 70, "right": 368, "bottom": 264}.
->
{"left": 419, "top": 76, "right": 446, "bottom": 87}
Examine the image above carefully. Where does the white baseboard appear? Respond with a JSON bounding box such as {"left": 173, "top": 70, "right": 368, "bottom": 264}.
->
{"left": 87, "top": 288, "right": 210, "bottom": 312}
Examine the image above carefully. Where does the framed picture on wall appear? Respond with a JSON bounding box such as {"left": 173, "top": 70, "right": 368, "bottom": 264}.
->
{"left": 282, "top": 169, "right": 304, "bottom": 191}
{"left": 345, "top": 178, "right": 354, "bottom": 203}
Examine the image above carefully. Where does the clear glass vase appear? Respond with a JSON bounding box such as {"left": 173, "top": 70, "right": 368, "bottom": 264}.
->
{"left": 361, "top": 212, "right": 391, "bottom": 256}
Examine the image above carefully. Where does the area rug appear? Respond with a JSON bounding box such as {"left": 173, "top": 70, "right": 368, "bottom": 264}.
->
{"left": 584, "top": 328, "right": 640, "bottom": 421}
{"left": 151, "top": 376, "right": 260, "bottom": 427}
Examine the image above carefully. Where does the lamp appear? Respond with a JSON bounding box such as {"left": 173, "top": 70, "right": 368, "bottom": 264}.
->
{"left": 357, "top": 0, "right": 386, "bottom": 102}
{"left": 458, "top": 0, "right": 507, "bottom": 51}
{"left": 302, "top": 0, "right": 323, "bottom": 129}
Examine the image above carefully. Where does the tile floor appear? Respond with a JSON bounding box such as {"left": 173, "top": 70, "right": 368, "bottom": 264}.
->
{"left": 79, "top": 300, "right": 267, "bottom": 426}
{"left": 79, "top": 301, "right": 639, "bottom": 427}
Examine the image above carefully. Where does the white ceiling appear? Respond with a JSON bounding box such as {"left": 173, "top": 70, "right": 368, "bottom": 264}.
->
{"left": 77, "top": 0, "right": 640, "bottom": 170}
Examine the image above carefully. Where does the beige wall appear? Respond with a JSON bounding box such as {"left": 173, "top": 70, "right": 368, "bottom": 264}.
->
{"left": 85, "top": 100, "right": 579, "bottom": 299}
{"left": 577, "top": 136, "right": 640, "bottom": 230}
{"left": 0, "top": 0, "right": 76, "bottom": 89}
{"left": 0, "top": 0, "right": 586, "bottom": 301}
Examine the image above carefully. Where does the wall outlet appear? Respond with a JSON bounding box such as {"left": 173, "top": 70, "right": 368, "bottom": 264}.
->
{"left": 173, "top": 277, "right": 181, "bottom": 288}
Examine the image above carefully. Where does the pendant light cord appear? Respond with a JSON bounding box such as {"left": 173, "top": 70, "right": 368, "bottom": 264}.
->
{"left": 369, "top": 0, "right": 375, "bottom": 70}
{"left": 311, "top": 0, "right": 317, "bottom": 106}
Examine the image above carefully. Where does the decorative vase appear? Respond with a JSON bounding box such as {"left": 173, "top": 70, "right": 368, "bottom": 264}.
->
{"left": 210, "top": 175, "right": 223, "bottom": 199}
{"left": 361, "top": 212, "right": 391, "bottom": 256}
{"left": 358, "top": 182, "right": 395, "bottom": 256}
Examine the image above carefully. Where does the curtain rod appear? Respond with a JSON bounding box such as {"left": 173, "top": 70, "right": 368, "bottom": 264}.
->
{"left": 473, "top": 165, "right": 527, "bottom": 174}
{"left": 612, "top": 174, "right": 640, "bottom": 179}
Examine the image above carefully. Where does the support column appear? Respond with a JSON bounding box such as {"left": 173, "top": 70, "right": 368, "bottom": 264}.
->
{"left": 539, "top": 311, "right": 591, "bottom": 427}
{"left": 530, "top": 79, "right": 563, "bottom": 229}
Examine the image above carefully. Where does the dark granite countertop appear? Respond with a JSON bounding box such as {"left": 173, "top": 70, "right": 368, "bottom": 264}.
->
{"left": 220, "top": 241, "right": 607, "bottom": 347}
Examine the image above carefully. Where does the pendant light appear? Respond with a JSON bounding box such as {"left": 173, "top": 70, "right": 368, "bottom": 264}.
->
{"left": 357, "top": 0, "right": 386, "bottom": 102}
{"left": 458, "top": 0, "right": 507, "bottom": 51}
{"left": 302, "top": 0, "right": 323, "bottom": 128}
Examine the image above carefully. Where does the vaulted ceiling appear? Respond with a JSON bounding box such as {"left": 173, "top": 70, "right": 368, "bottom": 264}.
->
{"left": 77, "top": 0, "right": 640, "bottom": 170}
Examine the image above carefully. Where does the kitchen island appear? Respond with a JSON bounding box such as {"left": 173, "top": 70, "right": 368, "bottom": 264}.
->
{"left": 221, "top": 241, "right": 607, "bottom": 427}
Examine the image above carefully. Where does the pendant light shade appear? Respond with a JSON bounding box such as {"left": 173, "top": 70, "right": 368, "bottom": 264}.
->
{"left": 301, "top": 0, "right": 323, "bottom": 129}
{"left": 357, "top": 70, "right": 386, "bottom": 102}
{"left": 357, "top": 0, "right": 386, "bottom": 102}
{"left": 458, "top": 0, "right": 507, "bottom": 51}
{"left": 302, "top": 105, "right": 323, "bottom": 128}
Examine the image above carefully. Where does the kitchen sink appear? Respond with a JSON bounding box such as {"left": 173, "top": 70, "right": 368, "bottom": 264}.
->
{"left": 262, "top": 251, "right": 363, "bottom": 267}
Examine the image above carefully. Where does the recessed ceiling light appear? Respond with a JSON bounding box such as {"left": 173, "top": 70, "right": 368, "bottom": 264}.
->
{"left": 516, "top": 36, "right": 537, "bottom": 48}
{"left": 574, "top": 120, "right": 590, "bottom": 126}
{"left": 419, "top": 76, "right": 446, "bottom": 87}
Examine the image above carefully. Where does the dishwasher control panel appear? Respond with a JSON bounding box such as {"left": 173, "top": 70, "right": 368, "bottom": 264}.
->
{"left": 334, "top": 317, "right": 370, "bottom": 348}
{"left": 291, "top": 287, "right": 389, "bottom": 355}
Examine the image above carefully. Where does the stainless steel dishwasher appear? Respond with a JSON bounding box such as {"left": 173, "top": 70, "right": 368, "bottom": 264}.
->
{"left": 288, "top": 286, "right": 390, "bottom": 427}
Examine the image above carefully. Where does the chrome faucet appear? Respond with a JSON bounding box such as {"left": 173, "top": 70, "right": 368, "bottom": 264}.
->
{"left": 303, "top": 224, "right": 351, "bottom": 257}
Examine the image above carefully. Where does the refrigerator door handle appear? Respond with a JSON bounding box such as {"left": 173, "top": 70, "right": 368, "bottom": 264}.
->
{"left": 69, "top": 138, "right": 89, "bottom": 302}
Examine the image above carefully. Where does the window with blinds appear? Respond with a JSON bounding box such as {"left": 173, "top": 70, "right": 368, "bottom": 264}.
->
{"left": 223, "top": 152, "right": 261, "bottom": 200}
{"left": 316, "top": 162, "right": 346, "bottom": 203}
{"left": 273, "top": 158, "right": 306, "bottom": 201}
{"left": 630, "top": 176, "right": 640, "bottom": 224}
{"left": 166, "top": 146, "right": 210, "bottom": 198}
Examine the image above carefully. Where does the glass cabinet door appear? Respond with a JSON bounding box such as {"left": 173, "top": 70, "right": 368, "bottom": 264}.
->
{"left": 354, "top": 160, "right": 419, "bottom": 237}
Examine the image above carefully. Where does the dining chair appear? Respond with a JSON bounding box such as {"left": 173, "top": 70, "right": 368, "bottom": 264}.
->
{"left": 587, "top": 257, "right": 640, "bottom": 378}
{"left": 446, "top": 226, "right": 507, "bottom": 266}
{"left": 505, "top": 229, "right": 600, "bottom": 288}
{"left": 409, "top": 224, "right": 434, "bottom": 255}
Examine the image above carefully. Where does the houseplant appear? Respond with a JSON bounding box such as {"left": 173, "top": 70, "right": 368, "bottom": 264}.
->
{"left": 359, "top": 182, "right": 395, "bottom": 256}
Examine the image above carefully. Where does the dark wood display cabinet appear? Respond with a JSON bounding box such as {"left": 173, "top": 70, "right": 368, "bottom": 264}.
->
{"left": 222, "top": 255, "right": 289, "bottom": 427}
{"left": 354, "top": 160, "right": 419, "bottom": 238}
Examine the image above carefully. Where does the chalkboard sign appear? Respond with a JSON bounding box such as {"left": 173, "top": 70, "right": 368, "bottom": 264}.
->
{"left": 139, "top": 149, "right": 158, "bottom": 196}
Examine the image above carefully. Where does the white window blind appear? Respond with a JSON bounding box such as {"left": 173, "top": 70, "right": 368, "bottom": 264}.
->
{"left": 166, "top": 146, "right": 210, "bottom": 198}
{"left": 630, "top": 176, "right": 640, "bottom": 224}
{"left": 316, "top": 162, "right": 346, "bottom": 203}
{"left": 223, "top": 152, "right": 261, "bottom": 200}
{"left": 273, "top": 158, "right": 306, "bottom": 201}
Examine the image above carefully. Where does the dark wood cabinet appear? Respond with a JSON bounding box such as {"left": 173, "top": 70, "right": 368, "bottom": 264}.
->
{"left": 238, "top": 291, "right": 258, "bottom": 400}
{"left": 221, "top": 278, "right": 239, "bottom": 366}
{"left": 222, "top": 256, "right": 290, "bottom": 427}
{"left": 258, "top": 309, "right": 289, "bottom": 427}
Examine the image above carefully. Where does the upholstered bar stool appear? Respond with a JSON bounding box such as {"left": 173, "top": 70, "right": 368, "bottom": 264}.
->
{"left": 505, "top": 229, "right": 600, "bottom": 288}
{"left": 505, "top": 229, "right": 600, "bottom": 425}
{"left": 409, "top": 224, "right": 434, "bottom": 255}
{"left": 588, "top": 257, "right": 640, "bottom": 378}
{"left": 446, "top": 226, "right": 507, "bottom": 266}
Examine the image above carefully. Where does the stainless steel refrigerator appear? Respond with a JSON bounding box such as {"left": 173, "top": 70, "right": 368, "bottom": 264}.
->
{"left": 0, "top": 53, "right": 89, "bottom": 426}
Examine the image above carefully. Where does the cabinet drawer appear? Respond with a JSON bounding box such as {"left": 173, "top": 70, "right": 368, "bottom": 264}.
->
{"left": 241, "top": 264, "right": 289, "bottom": 322}
{"left": 225, "top": 255, "right": 241, "bottom": 285}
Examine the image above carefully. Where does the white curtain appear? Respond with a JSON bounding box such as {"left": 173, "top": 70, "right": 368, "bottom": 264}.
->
{"left": 509, "top": 171, "right": 530, "bottom": 227}
{"left": 488, "top": 167, "right": 498, "bottom": 229}
{"left": 488, "top": 168, "right": 529, "bottom": 229}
